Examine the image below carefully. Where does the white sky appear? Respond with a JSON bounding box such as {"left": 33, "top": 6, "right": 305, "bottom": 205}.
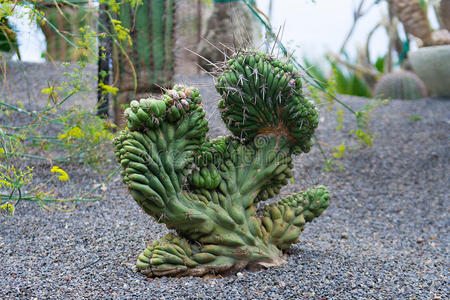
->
{"left": 9, "top": 6, "right": 46, "bottom": 62}
{"left": 256, "top": 0, "right": 389, "bottom": 63}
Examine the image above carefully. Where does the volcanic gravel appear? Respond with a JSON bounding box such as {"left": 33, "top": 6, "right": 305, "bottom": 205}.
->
{"left": 0, "top": 63, "right": 449, "bottom": 299}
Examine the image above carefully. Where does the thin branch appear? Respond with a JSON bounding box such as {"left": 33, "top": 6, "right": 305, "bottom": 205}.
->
{"left": 339, "top": 0, "right": 367, "bottom": 54}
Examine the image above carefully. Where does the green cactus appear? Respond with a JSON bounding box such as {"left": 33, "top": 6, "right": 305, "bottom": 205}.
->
{"left": 374, "top": 71, "right": 428, "bottom": 100}
{"left": 114, "top": 0, "right": 175, "bottom": 90}
{"left": 114, "top": 51, "right": 330, "bottom": 277}
{"left": 113, "top": 0, "right": 176, "bottom": 125}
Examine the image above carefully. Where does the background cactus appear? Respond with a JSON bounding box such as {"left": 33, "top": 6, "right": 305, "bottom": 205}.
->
{"left": 374, "top": 71, "right": 428, "bottom": 100}
{"left": 113, "top": 0, "right": 175, "bottom": 125}
{"left": 113, "top": 51, "right": 329, "bottom": 277}
{"left": 36, "top": 1, "right": 93, "bottom": 61}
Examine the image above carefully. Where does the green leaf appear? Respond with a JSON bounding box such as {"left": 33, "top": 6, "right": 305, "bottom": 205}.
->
{"left": 375, "top": 56, "right": 385, "bottom": 73}
{"left": 418, "top": 0, "right": 426, "bottom": 9}
{"left": 350, "top": 74, "right": 372, "bottom": 98}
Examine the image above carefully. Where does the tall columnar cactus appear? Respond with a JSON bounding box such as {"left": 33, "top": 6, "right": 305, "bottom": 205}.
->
{"left": 113, "top": 0, "right": 175, "bottom": 124}
{"left": 374, "top": 71, "right": 427, "bottom": 100}
{"left": 113, "top": 51, "right": 329, "bottom": 277}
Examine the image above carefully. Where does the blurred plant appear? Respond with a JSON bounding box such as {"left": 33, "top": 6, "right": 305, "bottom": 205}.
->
{"left": 0, "top": 94, "right": 117, "bottom": 168}
{"left": 303, "top": 57, "right": 373, "bottom": 98}
{"left": 328, "top": 0, "right": 449, "bottom": 99}
{"left": 374, "top": 71, "right": 428, "bottom": 99}
{"left": 56, "top": 108, "right": 116, "bottom": 167}
{"left": 335, "top": 0, "right": 450, "bottom": 78}
{"left": 0, "top": 16, "right": 19, "bottom": 57}
{"left": 35, "top": 0, "right": 96, "bottom": 62}
{"left": 409, "top": 114, "right": 422, "bottom": 121}
{"left": 391, "top": 0, "right": 450, "bottom": 47}
{"left": 0, "top": 1, "right": 138, "bottom": 215}
{"left": 324, "top": 0, "right": 410, "bottom": 84}
{"left": 0, "top": 129, "right": 119, "bottom": 215}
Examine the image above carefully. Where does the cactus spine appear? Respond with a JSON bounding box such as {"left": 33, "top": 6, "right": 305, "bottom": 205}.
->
{"left": 374, "top": 71, "right": 427, "bottom": 100}
{"left": 114, "top": 51, "right": 329, "bottom": 277}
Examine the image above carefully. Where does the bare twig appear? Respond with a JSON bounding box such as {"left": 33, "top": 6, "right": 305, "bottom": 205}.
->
{"left": 339, "top": 0, "right": 367, "bottom": 54}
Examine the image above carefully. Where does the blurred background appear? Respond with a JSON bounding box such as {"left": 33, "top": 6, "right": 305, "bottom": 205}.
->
{"left": 7, "top": 0, "right": 442, "bottom": 63}
{"left": 1, "top": 0, "right": 449, "bottom": 121}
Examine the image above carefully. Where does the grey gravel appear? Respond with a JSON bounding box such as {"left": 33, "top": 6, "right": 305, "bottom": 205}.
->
{"left": 0, "top": 63, "right": 449, "bottom": 299}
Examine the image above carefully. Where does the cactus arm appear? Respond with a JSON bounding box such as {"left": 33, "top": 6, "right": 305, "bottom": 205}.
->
{"left": 215, "top": 53, "right": 319, "bottom": 205}
{"left": 114, "top": 86, "right": 209, "bottom": 219}
{"left": 216, "top": 52, "right": 319, "bottom": 154}
{"left": 261, "top": 186, "right": 330, "bottom": 250}
{"left": 215, "top": 135, "right": 292, "bottom": 208}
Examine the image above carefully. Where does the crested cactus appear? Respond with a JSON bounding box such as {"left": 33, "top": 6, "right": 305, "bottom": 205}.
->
{"left": 374, "top": 71, "right": 427, "bottom": 100}
{"left": 113, "top": 51, "right": 329, "bottom": 277}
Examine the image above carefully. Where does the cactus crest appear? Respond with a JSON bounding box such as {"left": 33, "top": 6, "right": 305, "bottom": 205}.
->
{"left": 114, "top": 51, "right": 329, "bottom": 277}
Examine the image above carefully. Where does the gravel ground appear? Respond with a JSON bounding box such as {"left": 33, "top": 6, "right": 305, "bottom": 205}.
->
{"left": 0, "top": 63, "right": 449, "bottom": 299}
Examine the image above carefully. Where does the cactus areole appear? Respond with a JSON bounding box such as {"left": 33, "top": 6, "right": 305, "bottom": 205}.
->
{"left": 113, "top": 51, "right": 330, "bottom": 277}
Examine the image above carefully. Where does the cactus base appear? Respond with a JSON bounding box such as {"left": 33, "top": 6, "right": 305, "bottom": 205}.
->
{"left": 136, "top": 233, "right": 286, "bottom": 277}
{"left": 133, "top": 186, "right": 329, "bottom": 277}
